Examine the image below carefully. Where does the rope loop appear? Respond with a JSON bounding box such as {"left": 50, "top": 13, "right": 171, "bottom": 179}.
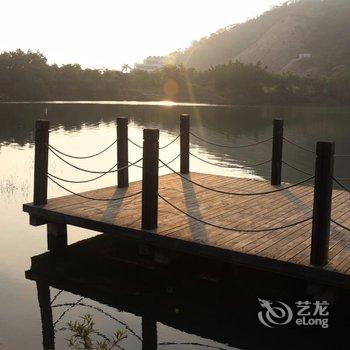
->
{"left": 49, "top": 146, "right": 142, "bottom": 174}
{"left": 130, "top": 154, "right": 180, "bottom": 169}
{"left": 190, "top": 132, "right": 272, "bottom": 148}
{"left": 159, "top": 134, "right": 180, "bottom": 149}
{"left": 158, "top": 158, "right": 314, "bottom": 196}
{"left": 331, "top": 219, "right": 350, "bottom": 232}
{"left": 48, "top": 175, "right": 142, "bottom": 201}
{"left": 283, "top": 137, "right": 315, "bottom": 154}
{"left": 128, "top": 134, "right": 180, "bottom": 150}
{"left": 282, "top": 160, "right": 313, "bottom": 176}
{"left": 158, "top": 193, "right": 312, "bottom": 233}
{"left": 332, "top": 177, "right": 350, "bottom": 192}
{"left": 48, "top": 138, "right": 118, "bottom": 159}
{"left": 47, "top": 158, "right": 142, "bottom": 184}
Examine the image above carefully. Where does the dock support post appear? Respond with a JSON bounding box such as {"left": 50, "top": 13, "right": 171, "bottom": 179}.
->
{"left": 47, "top": 222, "right": 67, "bottom": 252}
{"left": 310, "top": 141, "right": 334, "bottom": 267}
{"left": 117, "top": 117, "right": 129, "bottom": 187}
{"left": 271, "top": 119, "right": 284, "bottom": 185}
{"left": 180, "top": 114, "right": 190, "bottom": 174}
{"left": 34, "top": 119, "right": 50, "bottom": 205}
{"left": 142, "top": 315, "right": 157, "bottom": 350}
{"left": 36, "top": 282, "right": 55, "bottom": 350}
{"left": 142, "top": 129, "right": 159, "bottom": 230}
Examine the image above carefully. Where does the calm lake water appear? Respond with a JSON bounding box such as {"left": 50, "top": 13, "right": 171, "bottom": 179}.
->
{"left": 0, "top": 101, "right": 350, "bottom": 349}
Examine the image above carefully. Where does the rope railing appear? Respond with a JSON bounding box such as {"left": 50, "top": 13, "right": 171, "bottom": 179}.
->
{"left": 53, "top": 297, "right": 84, "bottom": 327}
{"left": 159, "top": 159, "right": 314, "bottom": 196}
{"left": 190, "top": 152, "right": 271, "bottom": 169}
{"left": 50, "top": 289, "right": 63, "bottom": 305}
{"left": 158, "top": 193, "right": 312, "bottom": 233}
{"left": 334, "top": 154, "right": 350, "bottom": 158}
{"left": 131, "top": 154, "right": 181, "bottom": 169}
{"left": 282, "top": 160, "right": 313, "bottom": 176}
{"left": 283, "top": 136, "right": 350, "bottom": 158}
{"left": 332, "top": 177, "right": 350, "bottom": 192}
{"left": 159, "top": 134, "right": 180, "bottom": 149}
{"left": 128, "top": 134, "right": 180, "bottom": 150}
{"left": 283, "top": 137, "right": 316, "bottom": 154}
{"left": 331, "top": 219, "right": 350, "bottom": 232}
{"left": 31, "top": 117, "right": 350, "bottom": 270}
{"left": 48, "top": 138, "right": 118, "bottom": 159}
{"left": 48, "top": 168, "right": 116, "bottom": 184}
{"left": 49, "top": 146, "right": 142, "bottom": 174}
{"left": 189, "top": 131, "right": 272, "bottom": 148}
{"left": 48, "top": 175, "right": 142, "bottom": 201}
{"left": 47, "top": 159, "right": 141, "bottom": 184}
{"left": 128, "top": 138, "right": 143, "bottom": 149}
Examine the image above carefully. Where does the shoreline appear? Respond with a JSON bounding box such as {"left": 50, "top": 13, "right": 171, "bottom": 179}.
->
{"left": 1, "top": 100, "right": 350, "bottom": 109}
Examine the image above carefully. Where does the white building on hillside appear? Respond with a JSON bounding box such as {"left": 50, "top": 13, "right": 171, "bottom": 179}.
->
{"left": 134, "top": 56, "right": 167, "bottom": 72}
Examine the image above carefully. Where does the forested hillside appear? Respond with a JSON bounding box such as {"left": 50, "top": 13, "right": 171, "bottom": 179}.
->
{"left": 171, "top": 0, "right": 350, "bottom": 75}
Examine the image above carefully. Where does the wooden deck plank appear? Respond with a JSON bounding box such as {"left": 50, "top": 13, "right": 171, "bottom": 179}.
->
{"left": 216, "top": 185, "right": 313, "bottom": 249}
{"left": 165, "top": 184, "right": 312, "bottom": 251}
{"left": 23, "top": 172, "right": 350, "bottom": 289}
{"left": 288, "top": 194, "right": 350, "bottom": 265}
{"left": 259, "top": 190, "right": 347, "bottom": 262}
{"left": 161, "top": 180, "right": 310, "bottom": 241}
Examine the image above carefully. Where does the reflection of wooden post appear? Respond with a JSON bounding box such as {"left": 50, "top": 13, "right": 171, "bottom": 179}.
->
{"left": 271, "top": 119, "right": 284, "bottom": 185}
{"left": 47, "top": 222, "right": 67, "bottom": 252}
{"left": 117, "top": 117, "right": 129, "bottom": 187}
{"left": 310, "top": 142, "right": 334, "bottom": 267}
{"left": 142, "top": 316, "right": 157, "bottom": 350}
{"left": 36, "top": 282, "right": 55, "bottom": 350}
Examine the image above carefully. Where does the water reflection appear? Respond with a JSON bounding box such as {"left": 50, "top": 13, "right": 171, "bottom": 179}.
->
{"left": 1, "top": 102, "right": 350, "bottom": 184}
{"left": 26, "top": 234, "right": 350, "bottom": 350}
{"left": 1, "top": 102, "right": 350, "bottom": 349}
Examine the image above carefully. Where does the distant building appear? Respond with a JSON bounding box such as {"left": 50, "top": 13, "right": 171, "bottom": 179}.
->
{"left": 134, "top": 56, "right": 167, "bottom": 72}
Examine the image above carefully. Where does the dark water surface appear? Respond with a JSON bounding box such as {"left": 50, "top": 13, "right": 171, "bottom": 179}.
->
{"left": 0, "top": 101, "right": 350, "bottom": 349}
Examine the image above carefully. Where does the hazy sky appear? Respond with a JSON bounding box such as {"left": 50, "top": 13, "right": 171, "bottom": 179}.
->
{"left": 1, "top": 0, "right": 284, "bottom": 69}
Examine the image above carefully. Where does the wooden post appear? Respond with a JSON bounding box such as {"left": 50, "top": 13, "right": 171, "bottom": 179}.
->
{"left": 47, "top": 222, "right": 67, "bottom": 252}
{"left": 36, "top": 282, "right": 55, "bottom": 350}
{"left": 310, "top": 141, "right": 334, "bottom": 267}
{"left": 271, "top": 119, "right": 284, "bottom": 185}
{"left": 34, "top": 119, "right": 50, "bottom": 205}
{"left": 180, "top": 114, "right": 190, "bottom": 174}
{"left": 142, "top": 129, "right": 159, "bottom": 230}
{"left": 117, "top": 117, "right": 129, "bottom": 187}
{"left": 142, "top": 316, "right": 157, "bottom": 350}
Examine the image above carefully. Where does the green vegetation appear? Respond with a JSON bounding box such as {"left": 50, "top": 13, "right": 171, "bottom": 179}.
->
{"left": 171, "top": 0, "right": 350, "bottom": 75}
{"left": 1, "top": 49, "right": 350, "bottom": 105}
{"left": 66, "top": 314, "right": 127, "bottom": 350}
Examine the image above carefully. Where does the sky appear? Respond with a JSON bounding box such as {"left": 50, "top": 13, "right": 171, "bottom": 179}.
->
{"left": 1, "top": 0, "right": 284, "bottom": 70}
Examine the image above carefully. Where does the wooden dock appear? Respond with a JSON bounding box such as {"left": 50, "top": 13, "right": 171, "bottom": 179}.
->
{"left": 23, "top": 172, "right": 350, "bottom": 289}
{"left": 23, "top": 115, "right": 350, "bottom": 291}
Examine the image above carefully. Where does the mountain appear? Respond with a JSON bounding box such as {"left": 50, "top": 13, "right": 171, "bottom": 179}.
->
{"left": 170, "top": 0, "right": 350, "bottom": 75}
